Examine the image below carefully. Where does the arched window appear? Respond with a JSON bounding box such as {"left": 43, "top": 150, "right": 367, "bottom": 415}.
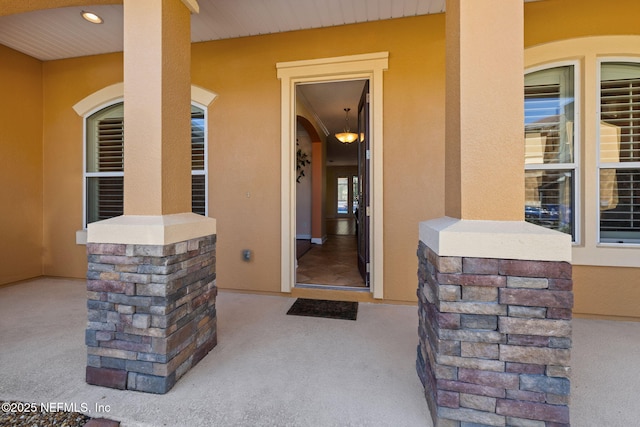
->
{"left": 85, "top": 102, "right": 124, "bottom": 225}
{"left": 84, "top": 101, "right": 207, "bottom": 226}
{"left": 190, "top": 104, "right": 207, "bottom": 216}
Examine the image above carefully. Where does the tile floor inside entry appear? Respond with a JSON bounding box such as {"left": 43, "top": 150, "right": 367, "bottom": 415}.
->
{"left": 296, "top": 218, "right": 365, "bottom": 288}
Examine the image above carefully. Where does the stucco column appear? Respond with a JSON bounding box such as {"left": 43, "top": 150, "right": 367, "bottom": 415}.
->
{"left": 417, "top": 1, "right": 574, "bottom": 425}
{"left": 86, "top": 0, "right": 218, "bottom": 395}
{"left": 123, "top": 0, "right": 191, "bottom": 215}
{"left": 445, "top": 0, "right": 524, "bottom": 221}
{"left": 87, "top": 0, "right": 214, "bottom": 242}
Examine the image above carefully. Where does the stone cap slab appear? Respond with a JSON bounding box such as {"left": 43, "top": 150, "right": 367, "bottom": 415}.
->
{"left": 419, "top": 217, "right": 571, "bottom": 262}
{"left": 88, "top": 213, "right": 216, "bottom": 246}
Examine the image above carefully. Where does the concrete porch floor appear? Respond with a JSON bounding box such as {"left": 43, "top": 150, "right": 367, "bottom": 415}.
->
{"left": 0, "top": 278, "right": 639, "bottom": 426}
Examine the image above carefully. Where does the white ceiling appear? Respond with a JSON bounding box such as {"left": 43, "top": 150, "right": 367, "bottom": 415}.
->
{"left": 0, "top": 0, "right": 539, "bottom": 164}
{"left": 0, "top": 1, "right": 450, "bottom": 62}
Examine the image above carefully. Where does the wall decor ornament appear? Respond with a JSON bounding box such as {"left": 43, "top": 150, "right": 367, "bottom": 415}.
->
{"left": 296, "top": 139, "right": 311, "bottom": 183}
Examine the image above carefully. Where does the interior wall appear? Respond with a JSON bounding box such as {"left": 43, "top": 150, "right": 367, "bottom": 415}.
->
{"left": 295, "top": 124, "right": 312, "bottom": 238}
{"left": 296, "top": 100, "right": 327, "bottom": 241}
{"left": 0, "top": 45, "right": 43, "bottom": 285}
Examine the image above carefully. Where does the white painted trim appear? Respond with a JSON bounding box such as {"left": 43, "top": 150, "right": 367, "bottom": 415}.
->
{"left": 276, "top": 52, "right": 389, "bottom": 72}
{"left": 295, "top": 283, "right": 370, "bottom": 292}
{"left": 181, "top": 0, "right": 199, "bottom": 14}
{"left": 87, "top": 213, "right": 216, "bottom": 245}
{"left": 419, "top": 217, "right": 571, "bottom": 262}
{"left": 277, "top": 52, "right": 388, "bottom": 298}
{"left": 73, "top": 83, "right": 218, "bottom": 117}
{"left": 296, "top": 234, "right": 312, "bottom": 240}
{"left": 525, "top": 35, "right": 640, "bottom": 268}
{"left": 191, "top": 84, "right": 218, "bottom": 107}
{"left": 311, "top": 237, "right": 326, "bottom": 245}
{"left": 73, "top": 83, "right": 124, "bottom": 116}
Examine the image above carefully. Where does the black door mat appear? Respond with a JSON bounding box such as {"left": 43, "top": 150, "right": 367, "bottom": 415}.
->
{"left": 286, "top": 298, "right": 358, "bottom": 321}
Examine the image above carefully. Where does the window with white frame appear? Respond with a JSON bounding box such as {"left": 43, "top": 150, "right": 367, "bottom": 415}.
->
{"left": 599, "top": 61, "right": 640, "bottom": 244}
{"left": 524, "top": 64, "right": 578, "bottom": 240}
{"left": 84, "top": 102, "right": 207, "bottom": 226}
{"left": 85, "top": 102, "right": 124, "bottom": 225}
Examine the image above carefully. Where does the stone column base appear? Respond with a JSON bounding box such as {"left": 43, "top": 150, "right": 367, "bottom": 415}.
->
{"left": 85, "top": 234, "right": 216, "bottom": 394}
{"left": 417, "top": 218, "right": 573, "bottom": 427}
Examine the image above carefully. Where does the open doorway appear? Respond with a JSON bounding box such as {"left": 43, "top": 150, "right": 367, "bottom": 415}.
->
{"left": 295, "top": 79, "right": 369, "bottom": 289}
{"left": 276, "top": 52, "right": 388, "bottom": 298}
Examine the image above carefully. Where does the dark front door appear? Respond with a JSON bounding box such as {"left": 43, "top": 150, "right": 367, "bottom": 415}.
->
{"left": 356, "top": 81, "right": 370, "bottom": 286}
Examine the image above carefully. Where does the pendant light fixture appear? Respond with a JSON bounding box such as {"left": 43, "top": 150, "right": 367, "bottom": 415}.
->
{"left": 335, "top": 108, "right": 358, "bottom": 144}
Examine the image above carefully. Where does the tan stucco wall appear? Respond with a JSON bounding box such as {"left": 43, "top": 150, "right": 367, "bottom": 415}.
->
{"left": 2, "top": 0, "right": 639, "bottom": 312}
{"left": 30, "top": 14, "right": 445, "bottom": 302}
{"left": 42, "top": 53, "right": 123, "bottom": 278}
{"left": 191, "top": 15, "right": 446, "bottom": 300}
{"left": 191, "top": 36, "right": 283, "bottom": 294}
{"left": 573, "top": 266, "right": 640, "bottom": 320}
{"left": 0, "top": 45, "right": 43, "bottom": 285}
{"left": 524, "top": 0, "right": 640, "bottom": 47}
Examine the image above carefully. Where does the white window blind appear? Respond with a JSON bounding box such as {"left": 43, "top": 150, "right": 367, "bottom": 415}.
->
{"left": 191, "top": 105, "right": 207, "bottom": 216}
{"left": 599, "top": 62, "right": 640, "bottom": 243}
{"left": 94, "top": 115, "right": 124, "bottom": 220}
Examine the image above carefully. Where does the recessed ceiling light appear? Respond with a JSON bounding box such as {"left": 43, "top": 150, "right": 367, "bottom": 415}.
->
{"left": 81, "top": 11, "right": 103, "bottom": 24}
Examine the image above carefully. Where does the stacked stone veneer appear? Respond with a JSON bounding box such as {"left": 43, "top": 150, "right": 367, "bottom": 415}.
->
{"left": 85, "top": 235, "right": 217, "bottom": 394}
{"left": 417, "top": 241, "right": 572, "bottom": 427}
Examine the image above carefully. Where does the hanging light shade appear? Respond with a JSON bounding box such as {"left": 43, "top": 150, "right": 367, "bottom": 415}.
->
{"left": 335, "top": 108, "right": 358, "bottom": 144}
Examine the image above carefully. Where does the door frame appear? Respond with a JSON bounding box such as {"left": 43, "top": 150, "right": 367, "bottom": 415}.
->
{"left": 276, "top": 52, "right": 388, "bottom": 299}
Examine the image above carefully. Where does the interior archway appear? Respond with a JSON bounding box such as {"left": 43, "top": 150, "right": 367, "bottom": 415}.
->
{"left": 296, "top": 115, "right": 325, "bottom": 242}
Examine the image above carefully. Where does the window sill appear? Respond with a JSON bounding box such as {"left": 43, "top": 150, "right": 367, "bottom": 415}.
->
{"left": 76, "top": 229, "right": 87, "bottom": 246}
{"left": 597, "top": 242, "right": 640, "bottom": 248}
{"left": 573, "top": 244, "right": 640, "bottom": 268}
